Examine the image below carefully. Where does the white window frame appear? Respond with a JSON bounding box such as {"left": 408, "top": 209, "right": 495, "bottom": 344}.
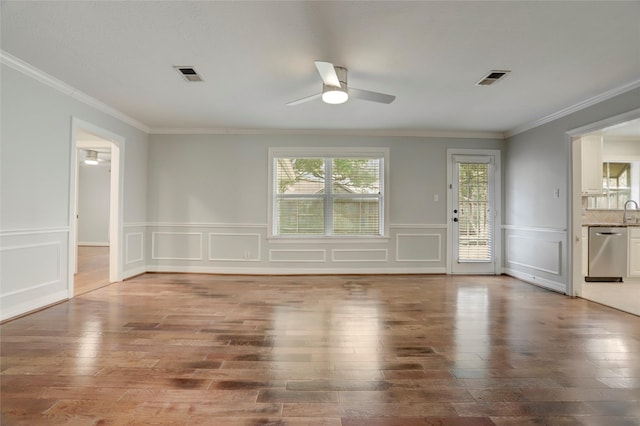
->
{"left": 268, "top": 147, "right": 390, "bottom": 240}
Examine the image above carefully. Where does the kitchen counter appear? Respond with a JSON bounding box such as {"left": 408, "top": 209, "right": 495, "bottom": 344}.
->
{"left": 583, "top": 223, "right": 640, "bottom": 227}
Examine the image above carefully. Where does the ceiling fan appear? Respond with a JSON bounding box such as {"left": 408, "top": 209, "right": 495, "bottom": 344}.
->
{"left": 287, "top": 61, "right": 395, "bottom": 106}
{"left": 81, "top": 149, "right": 110, "bottom": 166}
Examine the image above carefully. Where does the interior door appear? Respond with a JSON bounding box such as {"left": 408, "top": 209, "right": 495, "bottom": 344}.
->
{"left": 450, "top": 154, "right": 497, "bottom": 274}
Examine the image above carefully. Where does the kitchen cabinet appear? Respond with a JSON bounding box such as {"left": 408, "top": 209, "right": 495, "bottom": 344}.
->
{"left": 581, "top": 135, "right": 603, "bottom": 195}
{"left": 629, "top": 227, "right": 640, "bottom": 277}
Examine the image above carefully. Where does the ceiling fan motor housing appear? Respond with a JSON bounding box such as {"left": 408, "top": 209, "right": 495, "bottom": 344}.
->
{"left": 322, "top": 66, "right": 348, "bottom": 104}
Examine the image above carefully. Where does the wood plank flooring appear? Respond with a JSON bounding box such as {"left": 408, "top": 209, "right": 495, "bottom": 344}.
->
{"left": 74, "top": 246, "right": 110, "bottom": 296}
{"left": 2, "top": 273, "right": 639, "bottom": 425}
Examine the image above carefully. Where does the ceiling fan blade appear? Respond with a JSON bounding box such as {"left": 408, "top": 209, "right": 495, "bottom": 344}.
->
{"left": 286, "top": 93, "right": 322, "bottom": 106}
{"left": 314, "top": 61, "right": 341, "bottom": 87}
{"left": 348, "top": 87, "right": 396, "bottom": 104}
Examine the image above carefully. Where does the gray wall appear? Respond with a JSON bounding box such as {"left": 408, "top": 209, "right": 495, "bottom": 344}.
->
{"left": 148, "top": 134, "right": 504, "bottom": 224}
{"left": 78, "top": 163, "right": 110, "bottom": 245}
{"left": 0, "top": 64, "right": 149, "bottom": 320}
{"left": 146, "top": 134, "right": 503, "bottom": 273}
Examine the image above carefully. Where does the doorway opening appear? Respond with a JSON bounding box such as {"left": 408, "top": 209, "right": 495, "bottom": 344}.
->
{"left": 447, "top": 149, "right": 501, "bottom": 274}
{"left": 75, "top": 139, "right": 112, "bottom": 295}
{"left": 568, "top": 108, "right": 640, "bottom": 297}
{"left": 69, "top": 118, "right": 124, "bottom": 297}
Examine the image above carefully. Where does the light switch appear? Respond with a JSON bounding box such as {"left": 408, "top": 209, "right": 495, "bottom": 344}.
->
{"left": 433, "top": 194, "right": 439, "bottom": 202}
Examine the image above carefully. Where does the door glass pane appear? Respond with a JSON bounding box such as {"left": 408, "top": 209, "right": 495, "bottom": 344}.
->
{"left": 458, "top": 163, "right": 491, "bottom": 262}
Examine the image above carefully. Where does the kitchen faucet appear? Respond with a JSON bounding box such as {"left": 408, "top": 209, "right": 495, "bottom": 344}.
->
{"left": 623, "top": 200, "right": 639, "bottom": 224}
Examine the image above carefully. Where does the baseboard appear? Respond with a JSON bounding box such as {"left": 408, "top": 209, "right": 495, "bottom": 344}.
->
{"left": 122, "top": 265, "right": 147, "bottom": 280}
{"left": 503, "top": 267, "right": 567, "bottom": 294}
{"left": 78, "top": 242, "right": 109, "bottom": 247}
{"left": 1, "top": 290, "right": 68, "bottom": 322}
{"left": 145, "top": 265, "right": 447, "bottom": 275}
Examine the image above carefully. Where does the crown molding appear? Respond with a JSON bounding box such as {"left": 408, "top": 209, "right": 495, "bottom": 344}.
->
{"left": 506, "top": 78, "right": 640, "bottom": 138}
{"left": 1, "top": 50, "right": 150, "bottom": 133}
{"left": 150, "top": 127, "right": 505, "bottom": 140}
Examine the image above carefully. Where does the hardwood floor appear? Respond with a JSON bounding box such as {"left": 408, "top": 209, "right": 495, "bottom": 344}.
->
{"left": 74, "top": 246, "right": 110, "bottom": 296}
{"left": 2, "top": 273, "right": 639, "bottom": 425}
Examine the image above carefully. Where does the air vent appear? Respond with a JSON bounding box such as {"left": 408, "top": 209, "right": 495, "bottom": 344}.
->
{"left": 175, "top": 66, "right": 204, "bottom": 82}
{"left": 475, "top": 70, "right": 510, "bottom": 86}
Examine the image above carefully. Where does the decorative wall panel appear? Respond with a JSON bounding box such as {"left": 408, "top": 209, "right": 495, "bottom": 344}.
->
{"left": 151, "top": 232, "right": 202, "bottom": 261}
{"left": 125, "top": 232, "right": 144, "bottom": 264}
{"left": 507, "top": 235, "right": 562, "bottom": 275}
{"left": 332, "top": 249, "right": 388, "bottom": 262}
{"left": 269, "top": 249, "right": 326, "bottom": 262}
{"left": 0, "top": 229, "right": 68, "bottom": 321}
{"left": 209, "top": 233, "right": 260, "bottom": 261}
{"left": 396, "top": 234, "right": 441, "bottom": 262}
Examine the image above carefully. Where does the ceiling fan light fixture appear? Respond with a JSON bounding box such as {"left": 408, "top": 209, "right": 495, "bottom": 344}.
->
{"left": 287, "top": 61, "right": 394, "bottom": 106}
{"left": 322, "top": 84, "right": 348, "bottom": 104}
{"left": 84, "top": 150, "right": 99, "bottom": 165}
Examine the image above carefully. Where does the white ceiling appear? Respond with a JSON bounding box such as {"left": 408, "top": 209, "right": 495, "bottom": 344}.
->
{"left": 2, "top": 1, "right": 639, "bottom": 136}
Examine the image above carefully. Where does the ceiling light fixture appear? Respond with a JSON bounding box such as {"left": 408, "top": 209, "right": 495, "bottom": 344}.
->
{"left": 84, "top": 150, "right": 99, "bottom": 165}
{"left": 322, "top": 84, "right": 349, "bottom": 104}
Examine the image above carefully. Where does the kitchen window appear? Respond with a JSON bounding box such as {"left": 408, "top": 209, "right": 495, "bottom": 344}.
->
{"left": 588, "top": 162, "right": 638, "bottom": 209}
{"left": 269, "top": 148, "right": 387, "bottom": 238}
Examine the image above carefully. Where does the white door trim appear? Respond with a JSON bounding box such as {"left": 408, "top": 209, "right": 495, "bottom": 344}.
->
{"left": 68, "top": 117, "right": 125, "bottom": 297}
{"left": 446, "top": 149, "right": 502, "bottom": 275}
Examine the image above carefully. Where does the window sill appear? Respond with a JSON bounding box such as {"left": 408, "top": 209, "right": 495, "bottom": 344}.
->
{"left": 267, "top": 236, "right": 390, "bottom": 244}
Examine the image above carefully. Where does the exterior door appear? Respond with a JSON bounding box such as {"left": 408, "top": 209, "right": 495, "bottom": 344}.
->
{"left": 449, "top": 153, "right": 499, "bottom": 274}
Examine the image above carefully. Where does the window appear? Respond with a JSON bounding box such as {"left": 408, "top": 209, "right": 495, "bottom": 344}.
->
{"left": 588, "top": 162, "right": 637, "bottom": 209}
{"left": 270, "top": 148, "right": 387, "bottom": 237}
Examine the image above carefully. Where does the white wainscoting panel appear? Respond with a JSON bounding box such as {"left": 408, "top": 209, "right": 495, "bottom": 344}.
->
{"left": 125, "top": 232, "right": 144, "bottom": 265}
{"left": 332, "top": 249, "right": 388, "bottom": 262}
{"left": 507, "top": 235, "right": 562, "bottom": 275}
{"left": 143, "top": 223, "right": 450, "bottom": 274}
{"left": 396, "top": 234, "right": 441, "bottom": 262}
{"left": 209, "top": 233, "right": 260, "bottom": 261}
{"left": 1, "top": 242, "right": 61, "bottom": 294}
{"left": 1, "top": 229, "right": 69, "bottom": 321}
{"left": 502, "top": 226, "right": 567, "bottom": 294}
{"left": 269, "top": 249, "right": 326, "bottom": 263}
{"left": 151, "top": 232, "right": 203, "bottom": 261}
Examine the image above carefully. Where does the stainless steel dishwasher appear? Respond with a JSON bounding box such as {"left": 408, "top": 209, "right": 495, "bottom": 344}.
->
{"left": 586, "top": 226, "right": 627, "bottom": 282}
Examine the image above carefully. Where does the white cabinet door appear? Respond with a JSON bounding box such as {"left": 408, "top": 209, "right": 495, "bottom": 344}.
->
{"left": 581, "top": 135, "right": 602, "bottom": 195}
{"left": 629, "top": 228, "right": 640, "bottom": 277}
